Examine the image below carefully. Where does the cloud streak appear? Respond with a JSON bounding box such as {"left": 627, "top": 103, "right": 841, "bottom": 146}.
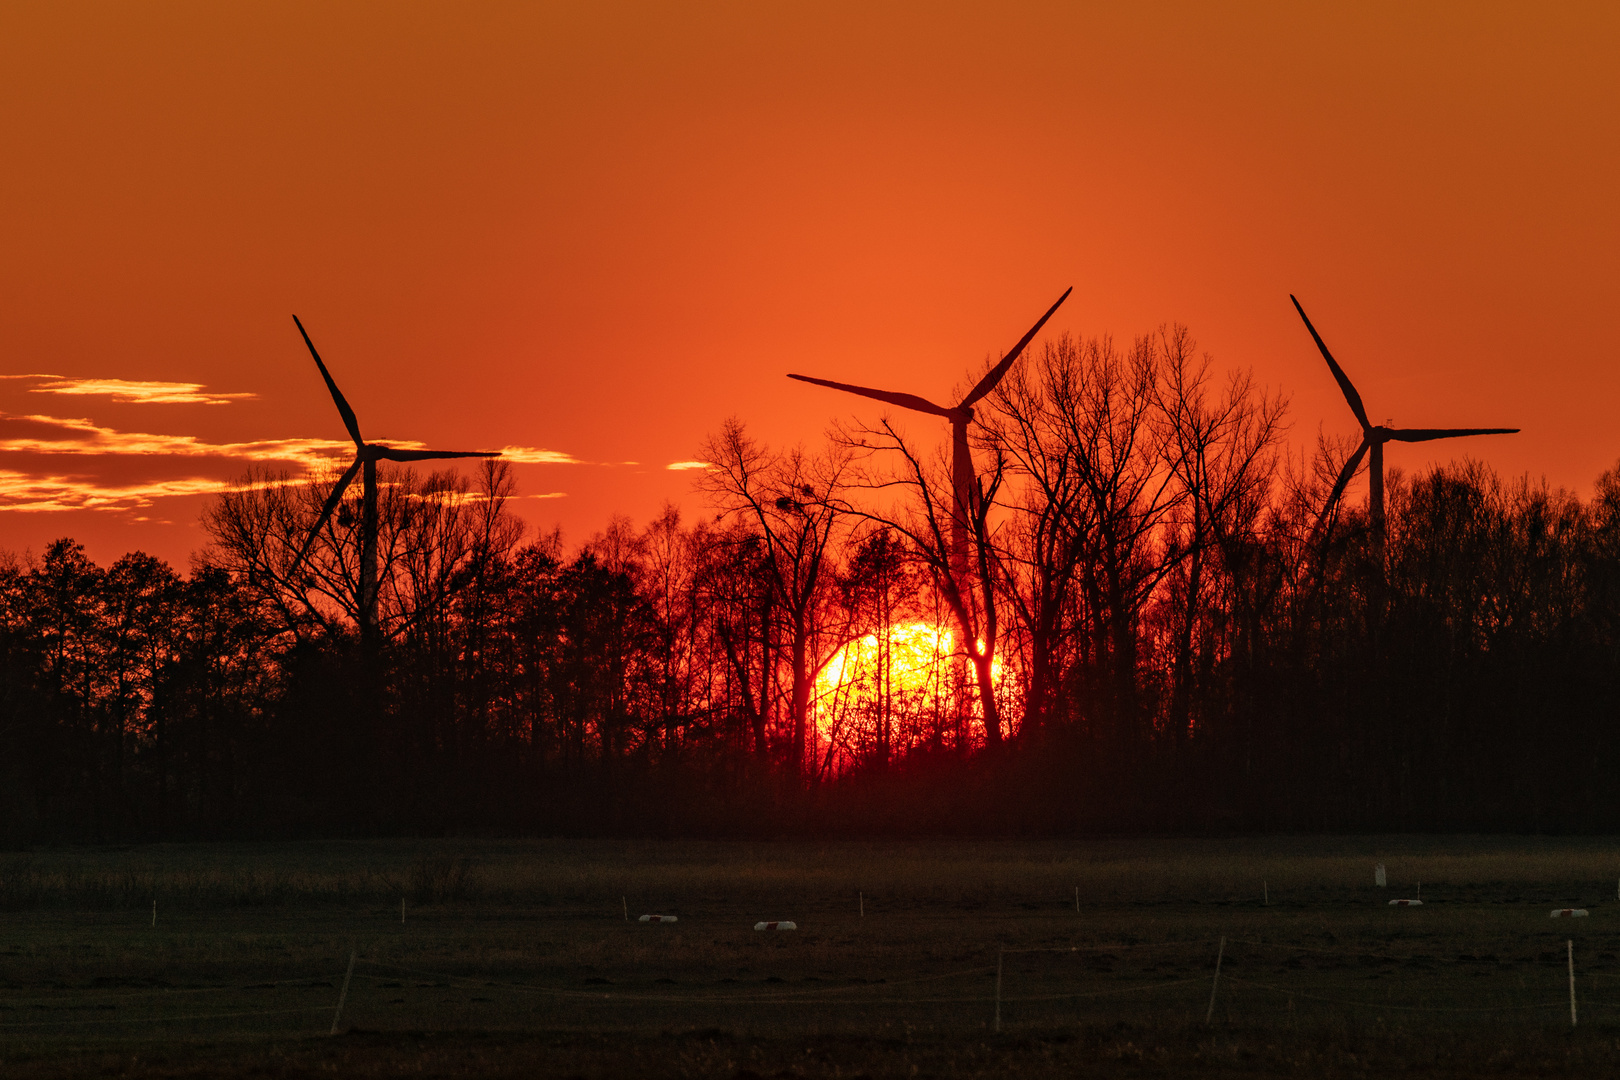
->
{"left": 0, "top": 410, "right": 588, "bottom": 513}
{"left": 1, "top": 374, "right": 255, "bottom": 405}
{"left": 0, "top": 412, "right": 579, "bottom": 471}
{"left": 496, "top": 446, "right": 584, "bottom": 465}
{"left": 0, "top": 470, "right": 234, "bottom": 513}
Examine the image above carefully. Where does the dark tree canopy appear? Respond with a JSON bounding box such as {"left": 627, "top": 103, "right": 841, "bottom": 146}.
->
{"left": 0, "top": 333, "right": 1606, "bottom": 843}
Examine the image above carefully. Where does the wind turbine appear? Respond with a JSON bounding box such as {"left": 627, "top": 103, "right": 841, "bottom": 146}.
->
{"left": 788, "top": 287, "right": 1072, "bottom": 578}
{"left": 288, "top": 315, "right": 499, "bottom": 642}
{"left": 1291, "top": 294, "right": 1519, "bottom": 563}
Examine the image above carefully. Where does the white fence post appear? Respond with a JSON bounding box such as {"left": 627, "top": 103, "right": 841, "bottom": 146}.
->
{"left": 1569, "top": 939, "right": 1577, "bottom": 1028}
{"left": 1206, "top": 937, "right": 1225, "bottom": 1025}
{"left": 330, "top": 950, "right": 356, "bottom": 1035}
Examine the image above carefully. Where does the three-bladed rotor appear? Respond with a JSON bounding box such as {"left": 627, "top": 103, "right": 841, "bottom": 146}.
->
{"left": 1291, "top": 295, "right": 1518, "bottom": 545}
{"left": 288, "top": 315, "right": 498, "bottom": 638}
{"left": 787, "top": 287, "right": 1072, "bottom": 576}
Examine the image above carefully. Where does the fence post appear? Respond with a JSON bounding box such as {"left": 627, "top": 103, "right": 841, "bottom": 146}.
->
{"left": 994, "top": 950, "right": 1004, "bottom": 1033}
{"left": 1568, "top": 939, "right": 1577, "bottom": 1028}
{"left": 1205, "top": 937, "right": 1225, "bottom": 1025}
{"left": 330, "top": 950, "right": 356, "bottom": 1035}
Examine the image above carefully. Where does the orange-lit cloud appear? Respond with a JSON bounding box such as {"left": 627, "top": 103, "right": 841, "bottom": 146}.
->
{"left": 0, "top": 410, "right": 585, "bottom": 517}
{"left": 0, "top": 412, "right": 577, "bottom": 472}
{"left": 495, "top": 446, "right": 585, "bottom": 465}
{"left": 0, "top": 412, "right": 353, "bottom": 469}
{"left": 666, "top": 460, "right": 710, "bottom": 471}
{"left": 0, "top": 470, "right": 234, "bottom": 513}
{"left": 18, "top": 375, "right": 255, "bottom": 405}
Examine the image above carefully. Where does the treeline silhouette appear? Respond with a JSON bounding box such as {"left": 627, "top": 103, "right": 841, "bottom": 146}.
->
{"left": 3, "top": 329, "right": 1616, "bottom": 843}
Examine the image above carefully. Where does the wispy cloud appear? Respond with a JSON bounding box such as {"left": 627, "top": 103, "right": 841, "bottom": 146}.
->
{"left": 0, "top": 412, "right": 579, "bottom": 473}
{"left": 496, "top": 446, "right": 584, "bottom": 465}
{"left": 0, "top": 392, "right": 586, "bottom": 513}
{"left": 666, "top": 460, "right": 710, "bottom": 471}
{"left": 0, "top": 470, "right": 233, "bottom": 513}
{"left": 1, "top": 374, "right": 255, "bottom": 405}
{"left": 0, "top": 412, "right": 352, "bottom": 470}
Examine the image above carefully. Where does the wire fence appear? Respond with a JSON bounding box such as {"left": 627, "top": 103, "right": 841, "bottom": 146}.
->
{"left": 3, "top": 933, "right": 1617, "bottom": 1037}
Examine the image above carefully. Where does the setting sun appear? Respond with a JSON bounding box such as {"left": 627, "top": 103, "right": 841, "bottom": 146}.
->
{"left": 811, "top": 622, "right": 1006, "bottom": 772}
{"left": 818, "top": 622, "right": 963, "bottom": 698}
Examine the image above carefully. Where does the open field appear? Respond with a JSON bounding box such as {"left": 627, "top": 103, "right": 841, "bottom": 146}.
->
{"left": 3, "top": 837, "right": 1620, "bottom": 1077}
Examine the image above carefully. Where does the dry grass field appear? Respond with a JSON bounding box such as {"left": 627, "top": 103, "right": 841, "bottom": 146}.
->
{"left": 3, "top": 836, "right": 1620, "bottom": 1077}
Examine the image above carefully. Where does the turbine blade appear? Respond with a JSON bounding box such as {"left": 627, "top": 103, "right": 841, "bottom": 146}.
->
{"left": 1290, "top": 295, "right": 1371, "bottom": 431}
{"left": 786, "top": 374, "right": 952, "bottom": 417}
{"left": 288, "top": 458, "right": 362, "bottom": 578}
{"left": 1319, "top": 439, "right": 1370, "bottom": 527}
{"left": 292, "top": 315, "right": 365, "bottom": 447}
{"left": 1387, "top": 427, "right": 1520, "bottom": 443}
{"left": 373, "top": 447, "right": 501, "bottom": 462}
{"left": 962, "top": 286, "right": 1074, "bottom": 408}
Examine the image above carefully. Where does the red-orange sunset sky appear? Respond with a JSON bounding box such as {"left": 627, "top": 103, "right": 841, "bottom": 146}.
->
{"left": 1, "top": 2, "right": 1615, "bottom": 568}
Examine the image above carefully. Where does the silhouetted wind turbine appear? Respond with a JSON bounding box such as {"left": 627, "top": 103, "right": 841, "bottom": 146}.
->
{"left": 1292, "top": 295, "right": 1518, "bottom": 562}
{"left": 788, "top": 288, "right": 1072, "bottom": 578}
{"left": 289, "top": 315, "right": 499, "bottom": 642}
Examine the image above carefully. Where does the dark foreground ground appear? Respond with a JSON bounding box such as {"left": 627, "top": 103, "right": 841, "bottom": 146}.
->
{"left": 2, "top": 836, "right": 1619, "bottom": 1077}
{"left": 9, "top": 1024, "right": 1620, "bottom": 1080}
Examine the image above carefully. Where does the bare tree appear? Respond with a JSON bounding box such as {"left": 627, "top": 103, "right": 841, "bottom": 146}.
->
{"left": 835, "top": 412, "right": 1010, "bottom": 748}
{"left": 698, "top": 419, "right": 851, "bottom": 779}
{"left": 1152, "top": 327, "right": 1286, "bottom": 741}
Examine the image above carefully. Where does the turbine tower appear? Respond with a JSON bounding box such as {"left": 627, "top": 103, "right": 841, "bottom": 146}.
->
{"left": 788, "top": 287, "right": 1072, "bottom": 579}
{"left": 289, "top": 315, "right": 499, "bottom": 642}
{"left": 1291, "top": 294, "right": 1519, "bottom": 564}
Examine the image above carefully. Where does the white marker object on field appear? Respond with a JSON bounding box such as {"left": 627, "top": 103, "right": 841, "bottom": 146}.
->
{"left": 1375, "top": 864, "right": 1386, "bottom": 888}
{"left": 401, "top": 898, "right": 406, "bottom": 925}
{"left": 151, "top": 900, "right": 156, "bottom": 928}
{"left": 1074, "top": 886, "right": 1080, "bottom": 913}
{"left": 859, "top": 892, "right": 863, "bottom": 917}
{"left": 1551, "top": 909, "right": 1589, "bottom": 918}
{"left": 754, "top": 921, "right": 797, "bottom": 930}
{"left": 622, "top": 896, "right": 628, "bottom": 921}
{"left": 639, "top": 914, "right": 677, "bottom": 923}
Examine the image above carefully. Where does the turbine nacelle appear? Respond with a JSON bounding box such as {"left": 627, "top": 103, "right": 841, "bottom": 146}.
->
{"left": 285, "top": 315, "right": 500, "bottom": 609}
{"left": 784, "top": 286, "right": 1073, "bottom": 574}
{"left": 1290, "top": 294, "right": 1519, "bottom": 538}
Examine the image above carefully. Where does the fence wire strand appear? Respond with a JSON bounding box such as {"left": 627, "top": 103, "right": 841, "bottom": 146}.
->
{"left": 0, "top": 1006, "right": 331, "bottom": 1030}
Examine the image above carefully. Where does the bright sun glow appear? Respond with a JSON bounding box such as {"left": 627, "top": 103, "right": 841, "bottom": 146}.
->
{"left": 820, "top": 622, "right": 954, "bottom": 695}
{"left": 811, "top": 621, "right": 1008, "bottom": 769}
{"left": 817, "top": 622, "right": 1004, "bottom": 703}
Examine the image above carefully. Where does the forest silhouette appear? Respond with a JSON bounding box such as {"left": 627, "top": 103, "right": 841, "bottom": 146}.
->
{"left": 1, "top": 326, "right": 1611, "bottom": 843}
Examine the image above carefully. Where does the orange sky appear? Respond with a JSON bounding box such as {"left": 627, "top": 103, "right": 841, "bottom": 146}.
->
{"left": 1, "top": 2, "right": 1615, "bottom": 569}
